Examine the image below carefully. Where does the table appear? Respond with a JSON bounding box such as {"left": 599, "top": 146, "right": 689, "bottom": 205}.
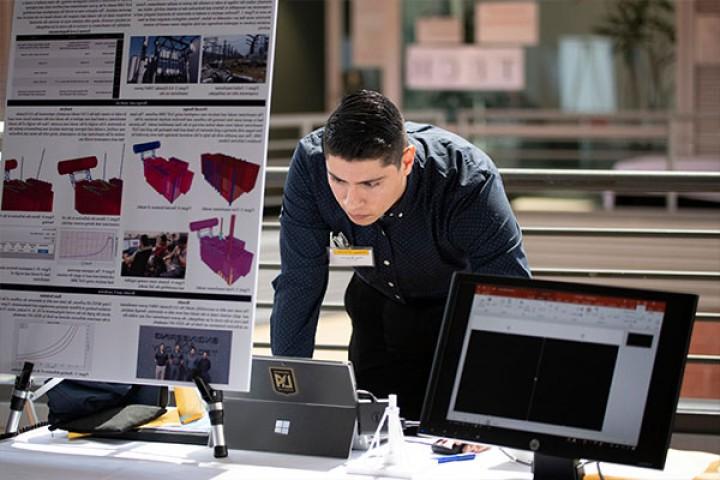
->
{"left": 1, "top": 427, "right": 717, "bottom": 480}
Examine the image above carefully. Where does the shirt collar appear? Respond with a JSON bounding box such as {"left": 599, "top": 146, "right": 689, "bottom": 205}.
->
{"left": 381, "top": 143, "right": 419, "bottom": 223}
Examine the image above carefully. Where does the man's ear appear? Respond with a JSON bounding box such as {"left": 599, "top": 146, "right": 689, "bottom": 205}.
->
{"left": 401, "top": 145, "right": 416, "bottom": 176}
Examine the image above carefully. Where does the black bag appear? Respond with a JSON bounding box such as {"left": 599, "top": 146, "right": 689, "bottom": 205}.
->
{"left": 46, "top": 380, "right": 167, "bottom": 432}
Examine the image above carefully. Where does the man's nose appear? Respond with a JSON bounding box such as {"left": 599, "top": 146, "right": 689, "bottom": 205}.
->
{"left": 343, "top": 185, "right": 365, "bottom": 208}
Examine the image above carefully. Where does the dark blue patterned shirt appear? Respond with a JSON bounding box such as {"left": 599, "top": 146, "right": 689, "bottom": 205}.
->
{"left": 271, "top": 122, "right": 531, "bottom": 357}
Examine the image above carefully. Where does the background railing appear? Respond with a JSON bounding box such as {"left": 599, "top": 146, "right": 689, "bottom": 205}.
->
{"left": 267, "top": 110, "right": 720, "bottom": 167}
{"left": 266, "top": 110, "right": 720, "bottom": 210}
{"left": 257, "top": 163, "right": 720, "bottom": 411}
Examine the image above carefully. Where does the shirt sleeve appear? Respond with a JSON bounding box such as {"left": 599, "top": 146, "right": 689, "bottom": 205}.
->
{"left": 270, "top": 143, "right": 330, "bottom": 357}
{"left": 447, "top": 168, "right": 531, "bottom": 279}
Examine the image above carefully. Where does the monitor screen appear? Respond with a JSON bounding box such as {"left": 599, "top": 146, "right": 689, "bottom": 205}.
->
{"left": 420, "top": 274, "right": 697, "bottom": 478}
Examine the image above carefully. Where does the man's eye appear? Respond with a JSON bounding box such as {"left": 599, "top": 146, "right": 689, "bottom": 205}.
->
{"left": 364, "top": 181, "right": 380, "bottom": 188}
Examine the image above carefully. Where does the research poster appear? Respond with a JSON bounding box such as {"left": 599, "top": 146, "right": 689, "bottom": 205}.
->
{"left": 0, "top": 0, "right": 278, "bottom": 391}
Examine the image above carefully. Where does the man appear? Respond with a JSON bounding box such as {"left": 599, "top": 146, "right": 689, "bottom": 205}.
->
{"left": 196, "top": 351, "right": 212, "bottom": 384}
{"left": 154, "top": 343, "right": 169, "bottom": 380}
{"left": 270, "top": 90, "right": 530, "bottom": 420}
{"left": 185, "top": 345, "right": 199, "bottom": 381}
{"left": 168, "top": 343, "right": 186, "bottom": 381}
{"left": 124, "top": 234, "right": 153, "bottom": 277}
{"left": 161, "top": 234, "right": 187, "bottom": 278}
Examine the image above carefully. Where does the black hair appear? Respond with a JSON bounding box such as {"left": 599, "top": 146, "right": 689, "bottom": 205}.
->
{"left": 323, "top": 90, "right": 406, "bottom": 167}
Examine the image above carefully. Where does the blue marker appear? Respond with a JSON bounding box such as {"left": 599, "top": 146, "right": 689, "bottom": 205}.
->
{"left": 437, "top": 453, "right": 476, "bottom": 464}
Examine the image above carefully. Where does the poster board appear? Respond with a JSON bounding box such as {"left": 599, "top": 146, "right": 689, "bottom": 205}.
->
{"left": 0, "top": 0, "right": 278, "bottom": 392}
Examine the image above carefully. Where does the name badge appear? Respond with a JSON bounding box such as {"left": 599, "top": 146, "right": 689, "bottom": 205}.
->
{"left": 328, "top": 247, "right": 374, "bottom": 267}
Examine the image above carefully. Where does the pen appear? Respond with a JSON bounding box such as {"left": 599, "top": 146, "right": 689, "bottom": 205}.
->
{"left": 437, "top": 453, "right": 476, "bottom": 464}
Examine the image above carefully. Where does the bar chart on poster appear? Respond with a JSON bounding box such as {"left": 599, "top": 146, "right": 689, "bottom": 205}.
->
{"left": 0, "top": 225, "right": 55, "bottom": 260}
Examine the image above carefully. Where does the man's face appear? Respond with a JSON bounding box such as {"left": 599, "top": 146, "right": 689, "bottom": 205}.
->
{"left": 326, "top": 146, "right": 415, "bottom": 226}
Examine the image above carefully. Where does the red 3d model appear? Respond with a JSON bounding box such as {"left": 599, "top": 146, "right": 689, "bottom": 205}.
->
{"left": 201, "top": 152, "right": 259, "bottom": 205}
{"left": 2, "top": 151, "right": 54, "bottom": 212}
{"left": 189, "top": 214, "right": 254, "bottom": 286}
{"left": 57, "top": 153, "right": 123, "bottom": 216}
{"left": 134, "top": 141, "right": 194, "bottom": 203}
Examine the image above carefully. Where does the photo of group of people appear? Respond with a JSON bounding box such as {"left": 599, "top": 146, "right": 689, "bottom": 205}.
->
{"left": 152, "top": 342, "right": 211, "bottom": 382}
{"left": 121, "top": 231, "right": 188, "bottom": 279}
{"left": 136, "top": 326, "right": 232, "bottom": 384}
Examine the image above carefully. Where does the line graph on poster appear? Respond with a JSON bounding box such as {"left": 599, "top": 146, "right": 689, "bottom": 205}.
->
{"left": 14, "top": 320, "right": 93, "bottom": 374}
{"left": 58, "top": 229, "right": 118, "bottom": 264}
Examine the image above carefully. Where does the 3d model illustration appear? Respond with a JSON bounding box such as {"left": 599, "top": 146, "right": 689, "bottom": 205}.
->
{"left": 57, "top": 150, "right": 124, "bottom": 216}
{"left": 2, "top": 150, "right": 54, "bottom": 212}
{"left": 189, "top": 214, "right": 253, "bottom": 286}
{"left": 134, "top": 141, "right": 194, "bottom": 203}
{"left": 201, "top": 152, "right": 260, "bottom": 205}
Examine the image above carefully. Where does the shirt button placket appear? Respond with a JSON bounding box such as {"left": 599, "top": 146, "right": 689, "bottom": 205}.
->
{"left": 377, "top": 224, "right": 398, "bottom": 300}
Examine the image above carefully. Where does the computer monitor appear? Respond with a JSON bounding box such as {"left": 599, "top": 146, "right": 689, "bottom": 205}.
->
{"left": 419, "top": 273, "right": 698, "bottom": 480}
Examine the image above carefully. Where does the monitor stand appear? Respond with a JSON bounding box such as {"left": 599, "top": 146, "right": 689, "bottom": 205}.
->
{"left": 533, "top": 453, "right": 585, "bottom": 480}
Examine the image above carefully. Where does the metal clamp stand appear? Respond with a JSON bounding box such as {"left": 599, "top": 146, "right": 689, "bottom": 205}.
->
{"left": 2, "top": 362, "right": 65, "bottom": 440}
{"left": 192, "top": 372, "right": 228, "bottom": 458}
{"left": 346, "top": 394, "right": 413, "bottom": 479}
{"left": 3, "top": 362, "right": 34, "bottom": 437}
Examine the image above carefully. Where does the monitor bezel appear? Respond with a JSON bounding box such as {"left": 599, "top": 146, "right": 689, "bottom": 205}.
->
{"left": 419, "top": 273, "right": 698, "bottom": 470}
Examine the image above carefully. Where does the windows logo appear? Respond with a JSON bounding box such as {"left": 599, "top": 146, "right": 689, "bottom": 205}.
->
{"left": 274, "top": 419, "right": 290, "bottom": 435}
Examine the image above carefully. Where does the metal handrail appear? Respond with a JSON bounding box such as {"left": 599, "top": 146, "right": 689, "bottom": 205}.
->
{"left": 499, "top": 169, "right": 720, "bottom": 192}
{"left": 457, "top": 124, "right": 668, "bottom": 140}
{"left": 697, "top": 312, "right": 720, "bottom": 322}
{"left": 252, "top": 341, "right": 348, "bottom": 352}
{"left": 687, "top": 354, "right": 720, "bottom": 365}
{"left": 456, "top": 109, "right": 671, "bottom": 121}
{"left": 257, "top": 300, "right": 345, "bottom": 312}
{"left": 519, "top": 227, "right": 720, "bottom": 238}
{"left": 265, "top": 166, "right": 720, "bottom": 192}
{"left": 260, "top": 221, "right": 720, "bottom": 239}
{"left": 268, "top": 110, "right": 720, "bottom": 131}
{"left": 257, "top": 261, "right": 718, "bottom": 281}
{"left": 254, "top": 301, "right": 720, "bottom": 323}
{"left": 249, "top": 341, "right": 720, "bottom": 365}
{"left": 524, "top": 268, "right": 719, "bottom": 280}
